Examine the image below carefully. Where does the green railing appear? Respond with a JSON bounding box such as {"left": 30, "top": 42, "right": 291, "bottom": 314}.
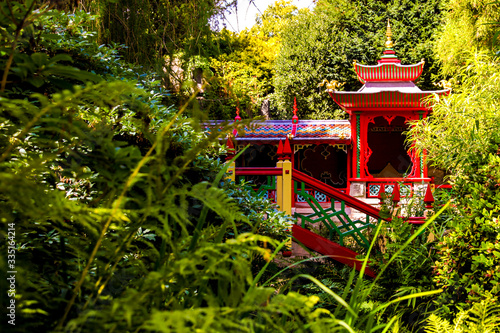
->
{"left": 238, "top": 175, "right": 276, "bottom": 202}
{"left": 292, "top": 170, "right": 385, "bottom": 250}
{"left": 294, "top": 181, "right": 376, "bottom": 249}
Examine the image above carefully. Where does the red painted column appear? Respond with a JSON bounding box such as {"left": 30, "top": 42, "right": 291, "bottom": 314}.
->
{"left": 346, "top": 145, "right": 352, "bottom": 194}
{"left": 353, "top": 112, "right": 362, "bottom": 179}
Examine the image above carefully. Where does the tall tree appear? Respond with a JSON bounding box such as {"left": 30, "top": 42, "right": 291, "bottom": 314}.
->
{"left": 90, "top": 0, "right": 237, "bottom": 64}
{"left": 202, "top": 0, "right": 304, "bottom": 119}
{"left": 252, "top": 0, "right": 300, "bottom": 38}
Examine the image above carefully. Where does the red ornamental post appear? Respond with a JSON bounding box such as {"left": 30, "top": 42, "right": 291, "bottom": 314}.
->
{"left": 277, "top": 139, "right": 284, "bottom": 160}
{"left": 378, "top": 184, "right": 385, "bottom": 204}
{"left": 282, "top": 136, "right": 293, "bottom": 160}
{"left": 424, "top": 183, "right": 434, "bottom": 209}
{"left": 233, "top": 107, "right": 241, "bottom": 137}
{"left": 292, "top": 97, "right": 299, "bottom": 124}
{"left": 225, "top": 137, "right": 235, "bottom": 161}
{"left": 392, "top": 183, "right": 401, "bottom": 205}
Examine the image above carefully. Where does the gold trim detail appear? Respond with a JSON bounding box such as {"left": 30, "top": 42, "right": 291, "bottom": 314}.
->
{"left": 294, "top": 144, "right": 312, "bottom": 154}
{"left": 318, "top": 79, "right": 345, "bottom": 92}
{"left": 385, "top": 19, "right": 393, "bottom": 49}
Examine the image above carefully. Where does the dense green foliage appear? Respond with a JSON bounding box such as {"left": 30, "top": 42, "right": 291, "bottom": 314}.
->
{"left": 273, "top": 0, "right": 444, "bottom": 119}
{"left": 409, "top": 53, "right": 500, "bottom": 316}
{"left": 201, "top": 0, "right": 302, "bottom": 120}
{"left": 2, "top": 0, "right": 500, "bottom": 331}
{"left": 425, "top": 300, "right": 500, "bottom": 332}
{"left": 435, "top": 0, "right": 500, "bottom": 76}
{"left": 0, "top": 4, "right": 311, "bottom": 332}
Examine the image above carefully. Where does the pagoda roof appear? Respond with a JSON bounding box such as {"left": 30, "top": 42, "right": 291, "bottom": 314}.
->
{"left": 354, "top": 60, "right": 425, "bottom": 84}
{"left": 352, "top": 21, "right": 426, "bottom": 83}
{"left": 329, "top": 89, "right": 449, "bottom": 112}
{"left": 328, "top": 21, "right": 451, "bottom": 112}
{"left": 206, "top": 120, "right": 351, "bottom": 144}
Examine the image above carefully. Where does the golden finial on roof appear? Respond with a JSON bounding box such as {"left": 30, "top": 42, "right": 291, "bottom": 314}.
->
{"left": 385, "top": 19, "right": 393, "bottom": 49}
{"left": 434, "top": 78, "right": 457, "bottom": 91}
{"left": 319, "top": 79, "right": 345, "bottom": 92}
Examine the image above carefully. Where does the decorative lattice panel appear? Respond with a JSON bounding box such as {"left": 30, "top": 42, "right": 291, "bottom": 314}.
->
{"left": 401, "top": 184, "right": 412, "bottom": 196}
{"left": 294, "top": 181, "right": 376, "bottom": 249}
{"left": 297, "top": 191, "right": 309, "bottom": 203}
{"left": 369, "top": 184, "right": 381, "bottom": 197}
{"left": 367, "top": 183, "right": 414, "bottom": 198}
{"left": 315, "top": 191, "right": 327, "bottom": 203}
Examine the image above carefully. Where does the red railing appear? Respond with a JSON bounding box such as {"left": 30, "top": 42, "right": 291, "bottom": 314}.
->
{"left": 234, "top": 167, "right": 282, "bottom": 176}
{"left": 233, "top": 167, "right": 428, "bottom": 225}
{"left": 293, "top": 169, "right": 384, "bottom": 221}
{"left": 293, "top": 170, "right": 426, "bottom": 225}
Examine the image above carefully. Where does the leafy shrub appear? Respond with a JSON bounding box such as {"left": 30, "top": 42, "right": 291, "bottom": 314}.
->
{"left": 433, "top": 188, "right": 500, "bottom": 313}
{"left": 222, "top": 179, "right": 293, "bottom": 241}
{"left": 409, "top": 53, "right": 500, "bottom": 316}
{"left": 0, "top": 4, "right": 412, "bottom": 333}
{"left": 366, "top": 193, "right": 442, "bottom": 329}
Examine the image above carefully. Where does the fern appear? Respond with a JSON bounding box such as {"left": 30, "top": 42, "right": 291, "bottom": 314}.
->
{"left": 466, "top": 300, "right": 500, "bottom": 333}
{"left": 425, "top": 301, "right": 500, "bottom": 333}
{"left": 425, "top": 314, "right": 454, "bottom": 333}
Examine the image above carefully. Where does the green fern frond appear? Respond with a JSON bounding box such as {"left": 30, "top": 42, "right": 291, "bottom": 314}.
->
{"left": 465, "top": 300, "right": 500, "bottom": 333}
{"left": 452, "top": 309, "right": 469, "bottom": 333}
{"left": 188, "top": 182, "right": 248, "bottom": 224}
{"left": 425, "top": 301, "right": 500, "bottom": 333}
{"left": 425, "top": 314, "right": 453, "bottom": 333}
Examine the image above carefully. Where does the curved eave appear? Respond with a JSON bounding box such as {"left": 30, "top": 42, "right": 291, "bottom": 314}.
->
{"left": 329, "top": 90, "right": 450, "bottom": 112}
{"left": 354, "top": 61, "right": 425, "bottom": 83}
{"left": 235, "top": 138, "right": 351, "bottom": 145}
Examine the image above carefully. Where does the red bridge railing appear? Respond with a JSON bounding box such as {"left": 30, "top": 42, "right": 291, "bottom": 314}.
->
{"left": 234, "top": 167, "right": 282, "bottom": 176}
{"left": 292, "top": 169, "right": 384, "bottom": 220}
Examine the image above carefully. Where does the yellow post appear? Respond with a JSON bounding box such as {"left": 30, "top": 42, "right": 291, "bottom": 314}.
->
{"left": 282, "top": 137, "right": 294, "bottom": 254}
{"left": 225, "top": 137, "right": 236, "bottom": 182}
{"left": 276, "top": 159, "right": 283, "bottom": 210}
{"left": 226, "top": 161, "right": 236, "bottom": 182}
{"left": 281, "top": 137, "right": 293, "bottom": 215}
{"left": 275, "top": 140, "right": 284, "bottom": 211}
{"left": 282, "top": 159, "right": 292, "bottom": 215}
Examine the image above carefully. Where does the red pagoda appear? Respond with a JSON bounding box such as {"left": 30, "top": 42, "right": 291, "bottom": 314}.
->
{"left": 217, "top": 22, "right": 450, "bottom": 267}
{"left": 328, "top": 21, "right": 449, "bottom": 201}
{"left": 224, "top": 21, "right": 449, "bottom": 206}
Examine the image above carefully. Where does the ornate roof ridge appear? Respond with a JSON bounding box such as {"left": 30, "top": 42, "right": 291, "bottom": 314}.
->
{"left": 203, "top": 120, "right": 351, "bottom": 142}
{"left": 354, "top": 60, "right": 425, "bottom": 69}
{"left": 353, "top": 59, "right": 425, "bottom": 83}
{"left": 331, "top": 88, "right": 449, "bottom": 95}
{"left": 247, "top": 119, "right": 350, "bottom": 124}
{"left": 351, "top": 21, "right": 428, "bottom": 83}
{"left": 328, "top": 89, "right": 450, "bottom": 113}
